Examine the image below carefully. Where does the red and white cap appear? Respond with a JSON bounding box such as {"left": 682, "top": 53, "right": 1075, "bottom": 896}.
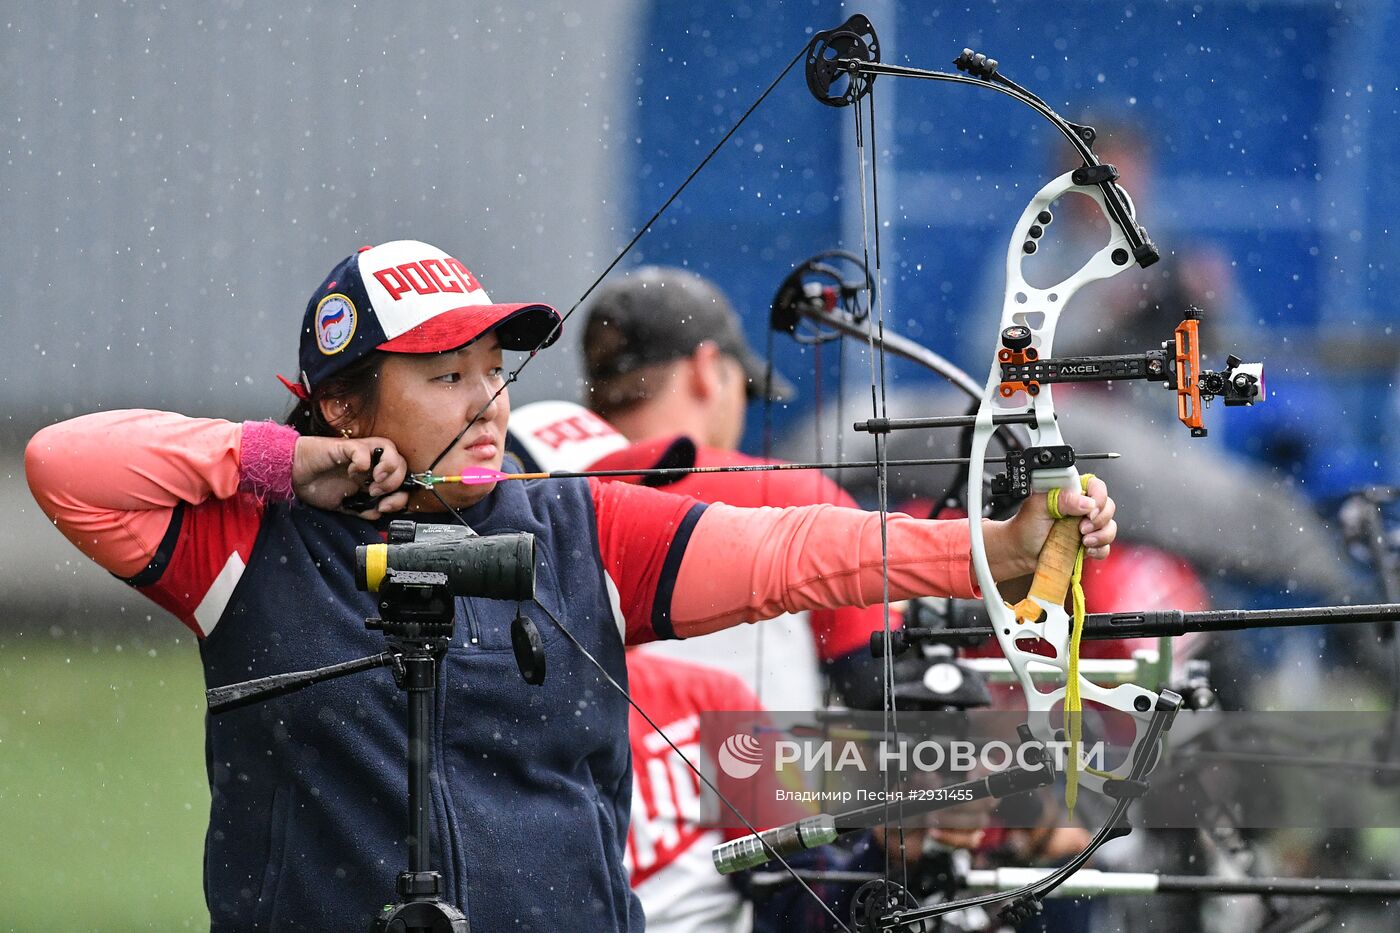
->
{"left": 287, "top": 239, "right": 561, "bottom": 397}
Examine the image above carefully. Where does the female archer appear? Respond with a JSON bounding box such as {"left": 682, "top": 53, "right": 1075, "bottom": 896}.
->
{"left": 24, "top": 239, "right": 1117, "bottom": 931}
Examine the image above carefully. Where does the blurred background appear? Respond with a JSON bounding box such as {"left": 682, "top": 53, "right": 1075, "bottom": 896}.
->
{"left": 3, "top": 0, "right": 1398, "bottom": 928}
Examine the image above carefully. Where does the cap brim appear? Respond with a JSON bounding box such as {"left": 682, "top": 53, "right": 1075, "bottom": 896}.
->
{"left": 734, "top": 346, "right": 796, "bottom": 403}
{"left": 377, "top": 303, "right": 562, "bottom": 354}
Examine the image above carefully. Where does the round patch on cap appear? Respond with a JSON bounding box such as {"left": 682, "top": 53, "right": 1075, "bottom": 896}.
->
{"left": 315, "top": 294, "right": 357, "bottom": 355}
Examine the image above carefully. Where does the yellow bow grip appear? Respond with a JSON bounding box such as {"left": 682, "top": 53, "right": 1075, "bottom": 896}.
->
{"left": 1008, "top": 514, "right": 1081, "bottom": 625}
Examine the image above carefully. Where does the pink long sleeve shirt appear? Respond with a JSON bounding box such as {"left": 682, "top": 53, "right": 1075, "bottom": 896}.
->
{"left": 25, "top": 410, "right": 979, "bottom": 640}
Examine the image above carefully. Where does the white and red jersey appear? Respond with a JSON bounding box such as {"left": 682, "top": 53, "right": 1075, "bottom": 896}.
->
{"left": 625, "top": 652, "right": 762, "bottom": 933}
{"left": 507, "top": 399, "right": 630, "bottom": 475}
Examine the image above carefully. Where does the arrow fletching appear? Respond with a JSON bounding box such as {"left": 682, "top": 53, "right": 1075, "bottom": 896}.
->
{"left": 446, "top": 467, "right": 513, "bottom": 486}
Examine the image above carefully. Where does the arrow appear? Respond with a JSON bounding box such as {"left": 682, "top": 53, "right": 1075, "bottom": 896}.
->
{"left": 422, "top": 452, "right": 1121, "bottom": 487}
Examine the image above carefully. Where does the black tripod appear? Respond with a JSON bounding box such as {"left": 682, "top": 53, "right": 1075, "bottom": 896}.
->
{"left": 366, "top": 575, "right": 470, "bottom": 933}
{"left": 207, "top": 576, "right": 469, "bottom": 930}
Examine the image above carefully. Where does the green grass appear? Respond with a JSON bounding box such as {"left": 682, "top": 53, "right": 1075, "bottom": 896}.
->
{"left": 0, "top": 630, "right": 209, "bottom": 930}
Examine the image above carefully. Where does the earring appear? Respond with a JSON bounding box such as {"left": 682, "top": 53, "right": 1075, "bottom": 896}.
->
{"left": 341, "top": 427, "right": 354, "bottom": 439}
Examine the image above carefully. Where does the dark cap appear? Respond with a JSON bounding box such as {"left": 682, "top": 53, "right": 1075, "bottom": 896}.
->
{"left": 582, "top": 266, "right": 794, "bottom": 402}
{"left": 285, "top": 239, "right": 561, "bottom": 398}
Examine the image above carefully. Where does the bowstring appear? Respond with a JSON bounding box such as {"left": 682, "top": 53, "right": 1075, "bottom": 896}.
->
{"left": 422, "top": 43, "right": 810, "bottom": 482}
{"left": 408, "top": 39, "right": 855, "bottom": 932}
{"left": 853, "top": 81, "right": 912, "bottom": 903}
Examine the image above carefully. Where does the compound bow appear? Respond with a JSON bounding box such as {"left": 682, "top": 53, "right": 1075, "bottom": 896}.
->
{"left": 749, "top": 16, "right": 1264, "bottom": 929}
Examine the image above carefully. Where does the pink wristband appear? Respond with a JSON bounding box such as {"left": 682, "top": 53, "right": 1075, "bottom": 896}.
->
{"left": 239, "top": 420, "right": 299, "bottom": 502}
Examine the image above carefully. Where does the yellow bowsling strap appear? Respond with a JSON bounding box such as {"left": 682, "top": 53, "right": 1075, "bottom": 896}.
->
{"left": 1044, "top": 475, "right": 1100, "bottom": 817}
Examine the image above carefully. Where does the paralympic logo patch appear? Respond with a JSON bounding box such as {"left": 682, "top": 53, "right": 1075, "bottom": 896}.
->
{"left": 316, "top": 294, "right": 357, "bottom": 355}
{"left": 717, "top": 733, "right": 764, "bottom": 780}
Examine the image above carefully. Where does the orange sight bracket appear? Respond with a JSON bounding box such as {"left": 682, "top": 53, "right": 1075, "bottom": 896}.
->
{"left": 1174, "top": 314, "right": 1207, "bottom": 437}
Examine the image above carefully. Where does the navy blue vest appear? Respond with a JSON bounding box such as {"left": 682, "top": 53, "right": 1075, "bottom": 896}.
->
{"left": 199, "top": 478, "right": 642, "bottom": 931}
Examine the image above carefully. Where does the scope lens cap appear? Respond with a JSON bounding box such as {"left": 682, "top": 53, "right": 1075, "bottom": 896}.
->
{"left": 511, "top": 615, "right": 546, "bottom": 686}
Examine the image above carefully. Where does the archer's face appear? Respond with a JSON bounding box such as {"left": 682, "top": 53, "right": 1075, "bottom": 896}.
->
{"left": 365, "top": 335, "right": 510, "bottom": 510}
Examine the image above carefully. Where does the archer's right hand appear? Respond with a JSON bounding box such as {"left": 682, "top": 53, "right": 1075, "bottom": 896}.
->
{"left": 292, "top": 436, "right": 411, "bottom": 518}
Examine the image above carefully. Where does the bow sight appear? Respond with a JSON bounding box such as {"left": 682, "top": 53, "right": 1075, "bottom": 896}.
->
{"left": 998, "top": 308, "right": 1265, "bottom": 437}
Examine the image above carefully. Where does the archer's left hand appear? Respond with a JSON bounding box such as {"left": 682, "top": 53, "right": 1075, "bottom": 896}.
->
{"left": 1057, "top": 475, "right": 1116, "bottom": 560}
{"left": 984, "top": 476, "right": 1117, "bottom": 579}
